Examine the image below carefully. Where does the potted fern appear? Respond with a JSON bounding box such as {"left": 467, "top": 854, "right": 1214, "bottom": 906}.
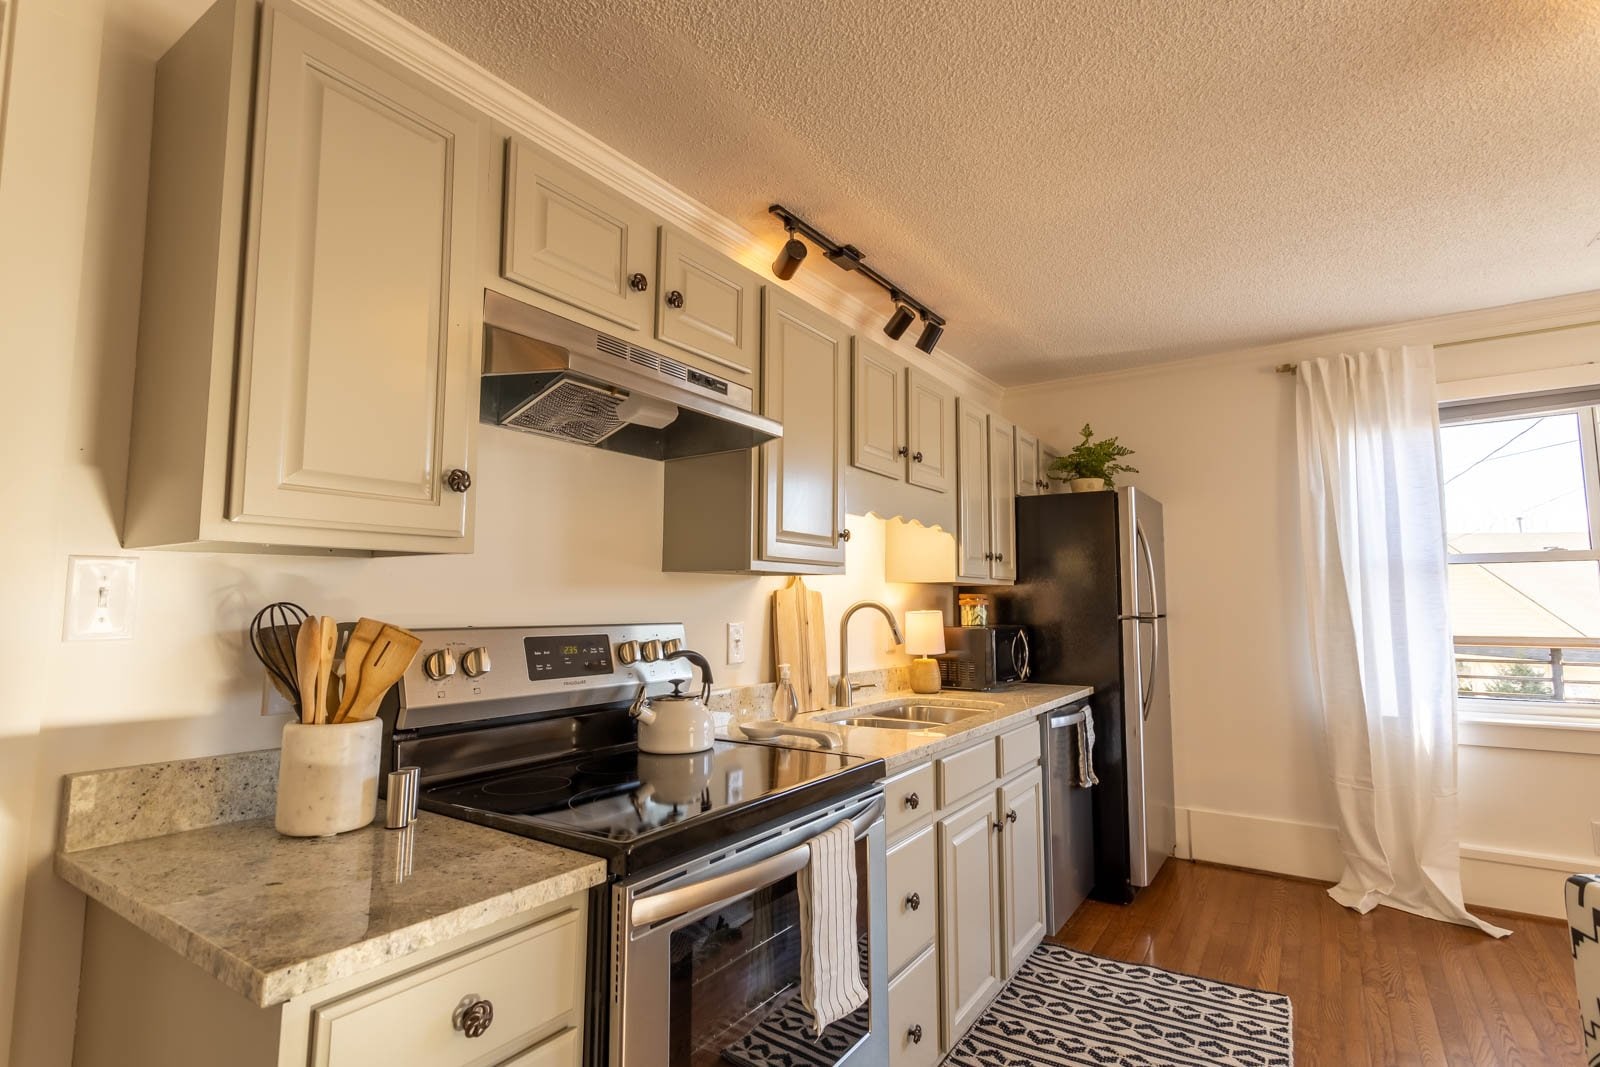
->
{"left": 1048, "top": 423, "right": 1138, "bottom": 492}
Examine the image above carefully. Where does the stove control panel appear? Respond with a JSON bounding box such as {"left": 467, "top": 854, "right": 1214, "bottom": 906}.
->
{"left": 392, "top": 623, "right": 691, "bottom": 731}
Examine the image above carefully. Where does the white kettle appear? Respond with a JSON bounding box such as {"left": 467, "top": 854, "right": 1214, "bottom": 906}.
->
{"left": 630, "top": 649, "right": 715, "bottom": 754}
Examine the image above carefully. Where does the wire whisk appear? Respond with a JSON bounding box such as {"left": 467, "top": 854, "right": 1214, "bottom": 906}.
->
{"left": 249, "top": 602, "right": 309, "bottom": 712}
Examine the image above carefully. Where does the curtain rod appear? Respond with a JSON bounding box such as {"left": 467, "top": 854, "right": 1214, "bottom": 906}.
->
{"left": 1276, "top": 363, "right": 1297, "bottom": 375}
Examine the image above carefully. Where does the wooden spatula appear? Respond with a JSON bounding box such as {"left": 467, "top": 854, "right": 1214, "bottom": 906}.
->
{"left": 332, "top": 617, "right": 385, "bottom": 723}
{"left": 314, "top": 616, "right": 338, "bottom": 724}
{"left": 295, "top": 620, "right": 321, "bottom": 725}
{"left": 340, "top": 625, "right": 422, "bottom": 723}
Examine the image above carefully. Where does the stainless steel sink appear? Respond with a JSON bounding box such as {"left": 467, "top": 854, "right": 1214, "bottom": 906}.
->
{"left": 831, "top": 717, "right": 942, "bottom": 730}
{"left": 866, "top": 705, "right": 989, "bottom": 724}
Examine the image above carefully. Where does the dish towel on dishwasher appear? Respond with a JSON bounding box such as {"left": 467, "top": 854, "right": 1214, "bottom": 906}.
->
{"left": 1076, "top": 711, "right": 1100, "bottom": 787}
{"left": 796, "top": 816, "right": 867, "bottom": 1034}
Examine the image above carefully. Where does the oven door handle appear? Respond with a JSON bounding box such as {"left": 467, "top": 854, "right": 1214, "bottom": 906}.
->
{"left": 629, "top": 794, "right": 884, "bottom": 930}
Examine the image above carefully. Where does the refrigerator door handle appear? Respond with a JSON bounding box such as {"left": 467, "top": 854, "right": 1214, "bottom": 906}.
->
{"left": 1136, "top": 524, "right": 1161, "bottom": 620}
{"left": 1138, "top": 617, "right": 1159, "bottom": 721}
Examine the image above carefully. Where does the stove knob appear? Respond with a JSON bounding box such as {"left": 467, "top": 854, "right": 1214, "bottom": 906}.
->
{"left": 663, "top": 638, "right": 683, "bottom": 655}
{"left": 616, "top": 640, "right": 640, "bottom": 665}
{"left": 461, "top": 647, "right": 491, "bottom": 678}
{"left": 640, "top": 639, "right": 663, "bottom": 663}
{"left": 423, "top": 648, "right": 457, "bottom": 681}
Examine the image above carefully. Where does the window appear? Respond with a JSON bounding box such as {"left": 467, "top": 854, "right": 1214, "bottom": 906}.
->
{"left": 1442, "top": 391, "right": 1600, "bottom": 716}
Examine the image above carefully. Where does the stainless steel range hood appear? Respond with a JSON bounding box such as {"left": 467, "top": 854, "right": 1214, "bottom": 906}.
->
{"left": 480, "top": 291, "right": 781, "bottom": 461}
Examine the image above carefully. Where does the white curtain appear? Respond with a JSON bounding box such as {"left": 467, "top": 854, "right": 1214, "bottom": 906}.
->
{"left": 1296, "top": 346, "right": 1508, "bottom": 937}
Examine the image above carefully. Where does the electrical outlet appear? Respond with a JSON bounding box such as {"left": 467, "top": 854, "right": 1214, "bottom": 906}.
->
{"left": 63, "top": 556, "right": 138, "bottom": 641}
{"left": 727, "top": 622, "right": 745, "bottom": 665}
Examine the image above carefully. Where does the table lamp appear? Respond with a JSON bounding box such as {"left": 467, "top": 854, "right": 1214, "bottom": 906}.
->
{"left": 905, "top": 610, "right": 946, "bottom": 694}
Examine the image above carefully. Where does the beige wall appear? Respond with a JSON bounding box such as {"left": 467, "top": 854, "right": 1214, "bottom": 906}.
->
{"left": 0, "top": 2, "right": 948, "bottom": 1063}
{"left": 1005, "top": 305, "right": 1600, "bottom": 921}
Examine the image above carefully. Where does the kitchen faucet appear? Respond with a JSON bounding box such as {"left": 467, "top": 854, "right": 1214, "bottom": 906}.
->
{"left": 836, "top": 601, "right": 905, "bottom": 707}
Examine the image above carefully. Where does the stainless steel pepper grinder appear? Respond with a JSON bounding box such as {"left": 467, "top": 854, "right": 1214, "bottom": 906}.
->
{"left": 385, "top": 766, "right": 420, "bottom": 829}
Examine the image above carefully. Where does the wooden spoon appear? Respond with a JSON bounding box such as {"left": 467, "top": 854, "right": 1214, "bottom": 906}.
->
{"left": 294, "top": 621, "right": 321, "bottom": 725}
{"left": 340, "top": 625, "right": 422, "bottom": 723}
{"left": 332, "top": 617, "right": 385, "bottom": 723}
{"left": 314, "top": 616, "right": 338, "bottom": 725}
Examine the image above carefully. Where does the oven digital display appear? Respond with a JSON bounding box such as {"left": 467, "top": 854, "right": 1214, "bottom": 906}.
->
{"left": 524, "top": 634, "right": 613, "bottom": 680}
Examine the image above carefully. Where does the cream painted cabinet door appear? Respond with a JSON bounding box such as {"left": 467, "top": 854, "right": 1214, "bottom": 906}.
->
{"left": 906, "top": 367, "right": 954, "bottom": 494}
{"left": 760, "top": 288, "right": 847, "bottom": 566}
{"left": 1040, "top": 443, "right": 1062, "bottom": 493}
{"left": 852, "top": 338, "right": 906, "bottom": 481}
{"left": 999, "top": 767, "right": 1048, "bottom": 974}
{"left": 1015, "top": 429, "right": 1039, "bottom": 497}
{"left": 230, "top": 3, "right": 479, "bottom": 537}
{"left": 502, "top": 136, "right": 656, "bottom": 333}
{"left": 988, "top": 416, "right": 1017, "bottom": 581}
{"left": 955, "top": 399, "right": 992, "bottom": 580}
{"left": 937, "top": 794, "right": 1003, "bottom": 1046}
{"left": 654, "top": 227, "right": 761, "bottom": 384}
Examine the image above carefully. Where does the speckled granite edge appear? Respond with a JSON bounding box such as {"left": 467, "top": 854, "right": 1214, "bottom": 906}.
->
{"left": 61, "top": 749, "right": 280, "bottom": 853}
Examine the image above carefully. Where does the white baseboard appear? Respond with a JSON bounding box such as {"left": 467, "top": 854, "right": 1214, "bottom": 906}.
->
{"left": 1177, "top": 806, "right": 1587, "bottom": 919}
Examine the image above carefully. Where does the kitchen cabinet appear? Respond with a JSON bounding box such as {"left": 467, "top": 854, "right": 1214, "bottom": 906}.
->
{"left": 907, "top": 368, "right": 956, "bottom": 494}
{"left": 937, "top": 792, "right": 1004, "bottom": 1045}
{"left": 501, "top": 135, "right": 657, "bottom": 334}
{"left": 73, "top": 897, "right": 587, "bottom": 1067}
{"left": 662, "top": 286, "right": 848, "bottom": 573}
{"left": 888, "top": 944, "right": 942, "bottom": 1067}
{"left": 1015, "top": 429, "right": 1040, "bottom": 497}
{"left": 654, "top": 226, "right": 763, "bottom": 385}
{"left": 988, "top": 416, "right": 1018, "bottom": 581}
{"left": 999, "top": 766, "right": 1048, "bottom": 974}
{"left": 124, "top": 0, "right": 484, "bottom": 553}
{"left": 1039, "top": 442, "right": 1063, "bottom": 493}
{"left": 953, "top": 400, "right": 1017, "bottom": 582}
{"left": 846, "top": 340, "right": 957, "bottom": 531}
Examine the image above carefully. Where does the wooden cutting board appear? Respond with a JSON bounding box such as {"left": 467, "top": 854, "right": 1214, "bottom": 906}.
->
{"left": 801, "top": 584, "right": 827, "bottom": 712}
{"left": 772, "top": 579, "right": 810, "bottom": 708}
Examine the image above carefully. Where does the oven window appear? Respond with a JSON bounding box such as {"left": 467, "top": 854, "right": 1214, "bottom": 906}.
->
{"left": 669, "top": 837, "right": 870, "bottom": 1067}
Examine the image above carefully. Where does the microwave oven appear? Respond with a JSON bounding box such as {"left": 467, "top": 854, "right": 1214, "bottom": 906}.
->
{"left": 934, "top": 625, "right": 1031, "bottom": 690}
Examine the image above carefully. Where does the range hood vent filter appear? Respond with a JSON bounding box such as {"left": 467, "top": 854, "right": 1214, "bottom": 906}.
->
{"left": 504, "top": 378, "right": 626, "bottom": 445}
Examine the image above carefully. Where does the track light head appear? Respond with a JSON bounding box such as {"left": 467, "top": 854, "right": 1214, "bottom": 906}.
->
{"left": 915, "top": 319, "right": 944, "bottom": 354}
{"left": 772, "top": 236, "right": 807, "bottom": 280}
{"left": 884, "top": 301, "right": 916, "bottom": 341}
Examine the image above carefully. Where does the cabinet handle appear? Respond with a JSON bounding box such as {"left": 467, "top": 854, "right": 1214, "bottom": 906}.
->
{"left": 897, "top": 445, "right": 909, "bottom": 458}
{"left": 905, "top": 891, "right": 921, "bottom": 911}
{"left": 908, "top": 1024, "right": 924, "bottom": 1045}
{"left": 992, "top": 818, "right": 1004, "bottom": 835}
{"left": 983, "top": 552, "right": 993, "bottom": 561}
{"left": 994, "top": 552, "right": 1004, "bottom": 563}
{"left": 452, "top": 994, "right": 494, "bottom": 1038}
{"left": 445, "top": 468, "right": 473, "bottom": 493}
{"left": 666, "top": 289, "right": 685, "bottom": 309}
{"left": 1006, "top": 808, "right": 1018, "bottom": 824}
{"left": 904, "top": 791, "right": 920, "bottom": 810}
{"left": 839, "top": 529, "right": 852, "bottom": 542}
{"left": 629, "top": 272, "right": 649, "bottom": 292}
{"left": 912, "top": 451, "right": 924, "bottom": 463}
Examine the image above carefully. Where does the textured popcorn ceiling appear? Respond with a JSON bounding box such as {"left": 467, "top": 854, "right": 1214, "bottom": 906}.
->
{"left": 375, "top": 0, "right": 1600, "bottom": 383}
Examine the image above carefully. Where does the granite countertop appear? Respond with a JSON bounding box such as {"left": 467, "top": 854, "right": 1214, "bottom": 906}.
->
{"left": 729, "top": 682, "right": 1094, "bottom": 770}
{"left": 55, "top": 750, "right": 607, "bottom": 1008}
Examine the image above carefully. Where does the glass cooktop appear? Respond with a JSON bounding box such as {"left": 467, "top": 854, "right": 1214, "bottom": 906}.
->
{"left": 421, "top": 739, "right": 883, "bottom": 876}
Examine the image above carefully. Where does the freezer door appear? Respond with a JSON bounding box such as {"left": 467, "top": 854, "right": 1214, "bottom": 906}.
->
{"left": 1118, "top": 488, "right": 1165, "bottom": 620}
{"left": 1121, "top": 614, "right": 1175, "bottom": 887}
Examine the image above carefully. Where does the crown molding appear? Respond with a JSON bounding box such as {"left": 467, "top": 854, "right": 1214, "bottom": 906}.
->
{"left": 292, "top": 0, "right": 1005, "bottom": 404}
{"left": 1007, "top": 287, "right": 1600, "bottom": 399}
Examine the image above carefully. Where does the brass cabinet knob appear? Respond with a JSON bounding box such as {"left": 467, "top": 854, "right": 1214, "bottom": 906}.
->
{"left": 445, "top": 468, "right": 472, "bottom": 493}
{"left": 453, "top": 995, "right": 494, "bottom": 1039}
{"left": 994, "top": 552, "right": 1004, "bottom": 563}
{"left": 904, "top": 791, "right": 920, "bottom": 810}
{"left": 897, "top": 445, "right": 909, "bottom": 457}
{"left": 908, "top": 1024, "right": 924, "bottom": 1045}
{"left": 839, "top": 529, "right": 852, "bottom": 542}
{"left": 666, "top": 290, "right": 685, "bottom": 309}
{"left": 629, "top": 272, "right": 649, "bottom": 292}
{"left": 912, "top": 451, "right": 924, "bottom": 463}
{"left": 1006, "top": 808, "right": 1018, "bottom": 824}
{"left": 905, "top": 891, "right": 921, "bottom": 911}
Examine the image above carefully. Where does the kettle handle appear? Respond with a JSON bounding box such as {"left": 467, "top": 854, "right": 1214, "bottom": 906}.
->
{"left": 665, "top": 649, "right": 713, "bottom": 702}
{"left": 629, "top": 684, "right": 656, "bottom": 725}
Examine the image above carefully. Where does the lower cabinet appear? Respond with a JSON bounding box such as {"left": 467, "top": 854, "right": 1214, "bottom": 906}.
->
{"left": 999, "top": 767, "right": 1048, "bottom": 973}
{"left": 888, "top": 943, "right": 942, "bottom": 1067}
{"left": 937, "top": 793, "right": 1004, "bottom": 1044}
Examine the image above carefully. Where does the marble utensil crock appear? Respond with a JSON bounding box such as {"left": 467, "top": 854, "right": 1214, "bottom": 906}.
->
{"left": 274, "top": 718, "right": 381, "bottom": 837}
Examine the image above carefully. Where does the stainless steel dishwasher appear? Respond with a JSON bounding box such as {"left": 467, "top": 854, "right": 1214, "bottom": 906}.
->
{"left": 1041, "top": 701, "right": 1097, "bottom": 932}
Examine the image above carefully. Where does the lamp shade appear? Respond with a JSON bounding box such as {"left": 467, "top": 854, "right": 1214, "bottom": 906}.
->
{"left": 904, "top": 610, "right": 946, "bottom": 657}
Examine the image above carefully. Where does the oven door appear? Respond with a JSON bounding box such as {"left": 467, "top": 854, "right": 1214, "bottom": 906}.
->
{"left": 612, "top": 791, "right": 887, "bottom": 1067}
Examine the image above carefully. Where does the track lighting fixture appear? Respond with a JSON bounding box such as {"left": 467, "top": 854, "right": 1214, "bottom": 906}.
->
{"left": 768, "top": 204, "right": 947, "bottom": 357}
{"left": 772, "top": 229, "right": 808, "bottom": 280}
{"left": 884, "top": 300, "right": 916, "bottom": 341}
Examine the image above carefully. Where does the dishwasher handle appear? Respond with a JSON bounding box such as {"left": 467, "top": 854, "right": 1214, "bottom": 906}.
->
{"left": 1047, "top": 706, "right": 1088, "bottom": 730}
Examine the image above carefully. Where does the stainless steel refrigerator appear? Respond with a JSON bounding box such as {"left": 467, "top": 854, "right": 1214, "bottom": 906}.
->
{"left": 983, "top": 486, "right": 1176, "bottom": 904}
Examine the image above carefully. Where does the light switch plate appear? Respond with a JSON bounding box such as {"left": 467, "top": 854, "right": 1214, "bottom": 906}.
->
{"left": 727, "top": 621, "right": 745, "bottom": 665}
{"left": 63, "top": 555, "right": 138, "bottom": 641}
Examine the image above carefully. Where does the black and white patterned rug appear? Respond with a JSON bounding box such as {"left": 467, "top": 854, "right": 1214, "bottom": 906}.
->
{"left": 944, "top": 943, "right": 1294, "bottom": 1067}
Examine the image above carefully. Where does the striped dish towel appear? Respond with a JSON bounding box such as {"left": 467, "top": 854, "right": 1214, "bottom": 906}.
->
{"left": 796, "top": 817, "right": 867, "bottom": 1034}
{"left": 1076, "top": 711, "right": 1100, "bottom": 788}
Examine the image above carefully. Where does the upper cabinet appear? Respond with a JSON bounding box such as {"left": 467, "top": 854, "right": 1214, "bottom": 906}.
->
{"left": 663, "top": 286, "right": 848, "bottom": 573}
{"left": 907, "top": 368, "right": 955, "bottom": 495}
{"left": 654, "top": 227, "right": 762, "bottom": 384}
{"left": 1014, "top": 429, "right": 1040, "bottom": 497}
{"left": 847, "top": 339, "right": 957, "bottom": 531}
{"left": 1038, "top": 442, "right": 1063, "bottom": 494}
{"left": 124, "top": 0, "right": 486, "bottom": 553}
{"left": 987, "top": 415, "right": 1018, "bottom": 581}
{"left": 501, "top": 137, "right": 656, "bottom": 333}
{"left": 951, "top": 400, "right": 1017, "bottom": 583}
{"left": 851, "top": 339, "right": 907, "bottom": 481}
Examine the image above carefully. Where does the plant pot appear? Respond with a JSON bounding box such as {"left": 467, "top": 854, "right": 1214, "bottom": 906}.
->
{"left": 1069, "top": 477, "right": 1107, "bottom": 492}
{"left": 275, "top": 719, "right": 381, "bottom": 837}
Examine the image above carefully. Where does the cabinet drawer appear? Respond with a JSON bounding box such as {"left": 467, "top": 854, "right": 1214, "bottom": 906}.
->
{"left": 887, "top": 824, "right": 937, "bottom": 975}
{"left": 498, "top": 1027, "right": 579, "bottom": 1067}
{"left": 889, "top": 943, "right": 942, "bottom": 1067}
{"left": 937, "top": 739, "right": 996, "bottom": 808}
{"left": 996, "top": 722, "right": 1041, "bottom": 779}
{"left": 885, "top": 762, "right": 934, "bottom": 839}
{"left": 310, "top": 909, "right": 581, "bottom": 1067}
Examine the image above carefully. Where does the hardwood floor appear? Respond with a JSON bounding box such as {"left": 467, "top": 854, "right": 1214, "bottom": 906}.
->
{"left": 1050, "top": 860, "right": 1584, "bottom": 1066}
